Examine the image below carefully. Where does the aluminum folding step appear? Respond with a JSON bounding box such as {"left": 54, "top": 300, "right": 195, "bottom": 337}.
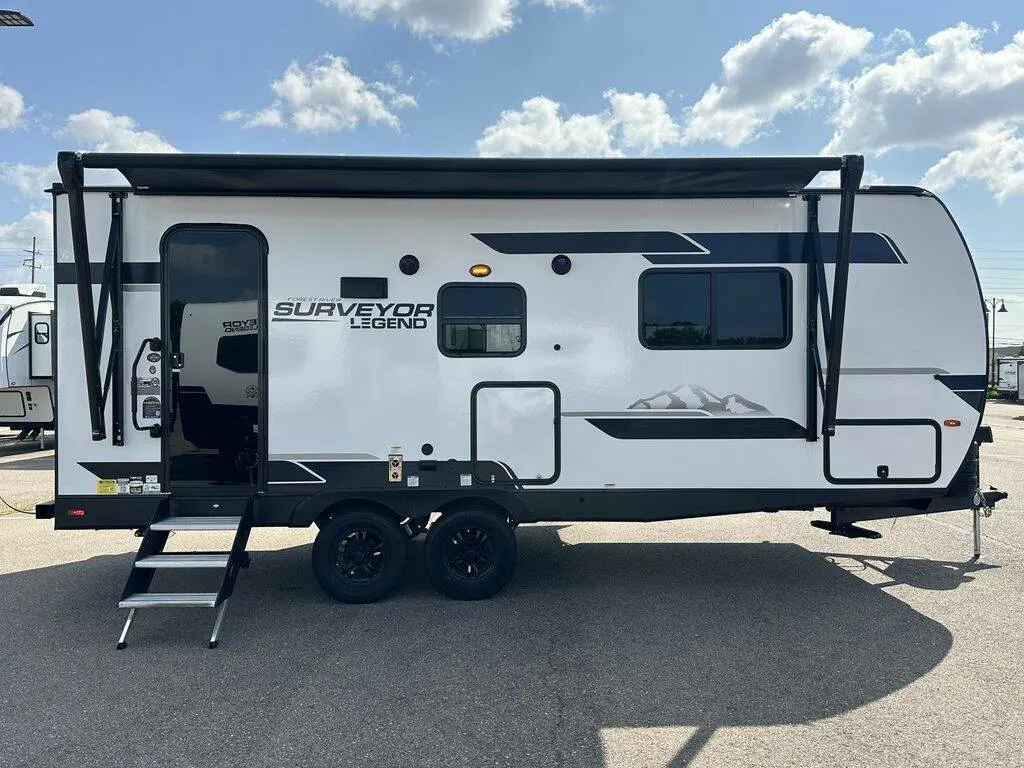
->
{"left": 150, "top": 516, "right": 241, "bottom": 531}
{"left": 135, "top": 553, "right": 231, "bottom": 569}
{"left": 117, "top": 498, "right": 255, "bottom": 650}
{"left": 119, "top": 592, "right": 219, "bottom": 609}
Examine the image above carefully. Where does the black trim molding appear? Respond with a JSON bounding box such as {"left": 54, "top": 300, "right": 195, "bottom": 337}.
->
{"left": 587, "top": 417, "right": 805, "bottom": 440}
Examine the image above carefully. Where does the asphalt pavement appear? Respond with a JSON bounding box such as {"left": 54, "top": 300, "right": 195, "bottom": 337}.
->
{"left": 0, "top": 404, "right": 1022, "bottom": 767}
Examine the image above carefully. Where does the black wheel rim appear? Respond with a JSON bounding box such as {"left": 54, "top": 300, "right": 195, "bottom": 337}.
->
{"left": 335, "top": 529, "right": 388, "bottom": 583}
{"left": 444, "top": 527, "right": 496, "bottom": 581}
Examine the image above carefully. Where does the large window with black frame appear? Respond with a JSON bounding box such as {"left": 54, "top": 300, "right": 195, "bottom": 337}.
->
{"left": 640, "top": 268, "right": 791, "bottom": 349}
{"left": 437, "top": 283, "right": 526, "bottom": 356}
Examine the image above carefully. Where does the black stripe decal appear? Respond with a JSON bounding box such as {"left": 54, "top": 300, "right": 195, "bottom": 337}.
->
{"left": 586, "top": 417, "right": 805, "bottom": 440}
{"left": 79, "top": 461, "right": 161, "bottom": 478}
{"left": 55, "top": 262, "right": 160, "bottom": 285}
{"left": 952, "top": 390, "right": 986, "bottom": 411}
{"left": 644, "top": 233, "right": 903, "bottom": 264}
{"left": 472, "top": 231, "right": 904, "bottom": 263}
{"left": 935, "top": 374, "right": 987, "bottom": 391}
{"left": 474, "top": 231, "right": 704, "bottom": 254}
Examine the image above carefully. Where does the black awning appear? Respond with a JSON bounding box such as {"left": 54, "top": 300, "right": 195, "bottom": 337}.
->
{"left": 63, "top": 152, "right": 851, "bottom": 198}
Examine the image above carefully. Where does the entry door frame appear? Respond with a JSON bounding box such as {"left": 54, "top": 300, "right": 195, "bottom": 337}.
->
{"left": 158, "top": 223, "right": 269, "bottom": 493}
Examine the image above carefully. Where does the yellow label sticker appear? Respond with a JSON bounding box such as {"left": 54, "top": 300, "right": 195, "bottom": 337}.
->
{"left": 96, "top": 479, "right": 118, "bottom": 495}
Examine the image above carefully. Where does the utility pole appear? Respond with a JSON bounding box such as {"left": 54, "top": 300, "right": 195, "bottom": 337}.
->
{"left": 22, "top": 236, "right": 37, "bottom": 282}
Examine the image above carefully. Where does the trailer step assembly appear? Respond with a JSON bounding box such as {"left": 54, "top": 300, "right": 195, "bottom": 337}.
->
{"left": 810, "top": 519, "right": 882, "bottom": 539}
{"left": 116, "top": 496, "right": 254, "bottom": 650}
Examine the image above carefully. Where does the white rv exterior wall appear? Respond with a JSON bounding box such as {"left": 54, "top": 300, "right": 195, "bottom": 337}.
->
{"left": 56, "top": 189, "right": 985, "bottom": 499}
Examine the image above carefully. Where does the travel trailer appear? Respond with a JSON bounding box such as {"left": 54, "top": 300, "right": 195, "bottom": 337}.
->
{"left": 0, "top": 283, "right": 54, "bottom": 436}
{"left": 995, "top": 356, "right": 1022, "bottom": 398}
{"left": 39, "top": 152, "right": 1006, "bottom": 649}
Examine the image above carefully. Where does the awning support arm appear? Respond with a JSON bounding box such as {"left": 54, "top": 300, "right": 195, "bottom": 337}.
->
{"left": 803, "top": 194, "right": 821, "bottom": 442}
{"left": 57, "top": 151, "right": 105, "bottom": 441}
{"left": 821, "top": 154, "right": 864, "bottom": 436}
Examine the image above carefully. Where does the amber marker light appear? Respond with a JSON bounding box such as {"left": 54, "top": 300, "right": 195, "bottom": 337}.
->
{"left": 470, "top": 264, "right": 492, "bottom": 277}
{"left": 944, "top": 419, "right": 961, "bottom": 427}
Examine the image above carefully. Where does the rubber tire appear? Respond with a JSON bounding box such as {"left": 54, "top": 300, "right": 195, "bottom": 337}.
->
{"left": 312, "top": 510, "right": 408, "bottom": 603}
{"left": 425, "top": 508, "right": 517, "bottom": 600}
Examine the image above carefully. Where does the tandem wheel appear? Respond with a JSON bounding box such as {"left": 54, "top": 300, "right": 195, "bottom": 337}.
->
{"left": 424, "top": 507, "right": 517, "bottom": 600}
{"left": 311, "top": 508, "right": 409, "bottom": 603}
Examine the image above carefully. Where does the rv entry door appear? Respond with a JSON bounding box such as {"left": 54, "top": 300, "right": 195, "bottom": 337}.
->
{"left": 161, "top": 226, "right": 266, "bottom": 489}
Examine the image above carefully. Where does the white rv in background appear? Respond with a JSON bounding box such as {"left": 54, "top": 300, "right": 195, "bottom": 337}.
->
{"left": 0, "top": 283, "right": 54, "bottom": 434}
{"left": 995, "top": 357, "right": 1022, "bottom": 397}
{"left": 41, "top": 151, "right": 1007, "bottom": 650}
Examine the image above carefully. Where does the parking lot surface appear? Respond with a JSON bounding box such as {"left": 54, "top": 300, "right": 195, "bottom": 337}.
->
{"left": 1, "top": 404, "right": 1022, "bottom": 767}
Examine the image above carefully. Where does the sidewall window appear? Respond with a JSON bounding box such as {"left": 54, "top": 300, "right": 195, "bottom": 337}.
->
{"left": 437, "top": 282, "right": 526, "bottom": 357}
{"left": 639, "top": 268, "right": 791, "bottom": 350}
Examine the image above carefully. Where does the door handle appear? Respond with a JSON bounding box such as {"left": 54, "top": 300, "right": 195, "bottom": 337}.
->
{"left": 170, "top": 352, "right": 185, "bottom": 370}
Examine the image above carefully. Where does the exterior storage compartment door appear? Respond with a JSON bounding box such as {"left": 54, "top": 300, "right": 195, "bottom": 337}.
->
{"left": 472, "top": 382, "right": 560, "bottom": 485}
{"left": 825, "top": 420, "right": 940, "bottom": 484}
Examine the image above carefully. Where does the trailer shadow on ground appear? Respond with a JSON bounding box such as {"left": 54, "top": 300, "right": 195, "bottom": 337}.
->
{"left": 0, "top": 526, "right": 962, "bottom": 768}
{"left": 817, "top": 550, "right": 999, "bottom": 591}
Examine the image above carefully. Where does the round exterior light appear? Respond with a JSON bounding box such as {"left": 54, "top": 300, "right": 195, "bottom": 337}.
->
{"left": 399, "top": 254, "right": 419, "bottom": 275}
{"left": 552, "top": 254, "right": 572, "bottom": 275}
{"left": 470, "top": 264, "right": 492, "bottom": 277}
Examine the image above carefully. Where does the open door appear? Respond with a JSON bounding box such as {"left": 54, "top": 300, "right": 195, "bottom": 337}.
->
{"left": 161, "top": 225, "right": 266, "bottom": 490}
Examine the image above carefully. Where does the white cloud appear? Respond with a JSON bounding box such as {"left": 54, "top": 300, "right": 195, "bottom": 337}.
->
{"left": 318, "top": 0, "right": 587, "bottom": 41}
{"left": 921, "top": 125, "right": 1024, "bottom": 200}
{"left": 58, "top": 109, "right": 179, "bottom": 153}
{"left": 606, "top": 90, "right": 680, "bottom": 152}
{"left": 476, "top": 90, "right": 680, "bottom": 157}
{"left": 0, "top": 209, "right": 52, "bottom": 252}
{"left": 0, "top": 81, "right": 26, "bottom": 130}
{"left": 320, "top": 0, "right": 515, "bottom": 41}
{"left": 477, "top": 96, "right": 618, "bottom": 157}
{"left": 682, "top": 12, "right": 872, "bottom": 147}
{"left": 1, "top": 163, "right": 54, "bottom": 199}
{"left": 219, "top": 109, "right": 245, "bottom": 122}
{"left": 824, "top": 25, "right": 1024, "bottom": 154}
{"left": 245, "top": 106, "right": 285, "bottom": 129}
{"left": 813, "top": 169, "right": 886, "bottom": 187}
{"left": 536, "top": 0, "right": 589, "bottom": 8}
{"left": 226, "top": 55, "right": 414, "bottom": 133}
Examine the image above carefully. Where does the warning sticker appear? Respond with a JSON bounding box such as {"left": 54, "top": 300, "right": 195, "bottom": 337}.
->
{"left": 96, "top": 479, "right": 118, "bottom": 495}
{"left": 135, "top": 377, "right": 160, "bottom": 396}
{"left": 142, "top": 396, "right": 160, "bottom": 419}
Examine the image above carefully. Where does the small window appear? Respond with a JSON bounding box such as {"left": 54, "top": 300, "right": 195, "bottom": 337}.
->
{"left": 216, "top": 333, "right": 258, "bottom": 373}
{"left": 640, "top": 268, "right": 790, "bottom": 349}
{"left": 438, "top": 283, "right": 525, "bottom": 356}
{"left": 33, "top": 321, "right": 50, "bottom": 345}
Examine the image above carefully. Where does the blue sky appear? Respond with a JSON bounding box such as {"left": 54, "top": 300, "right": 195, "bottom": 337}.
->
{"left": 2, "top": 0, "right": 1024, "bottom": 344}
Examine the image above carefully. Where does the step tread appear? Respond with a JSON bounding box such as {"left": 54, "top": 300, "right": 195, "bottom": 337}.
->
{"left": 150, "top": 516, "right": 241, "bottom": 531}
{"left": 136, "top": 553, "right": 230, "bottom": 569}
{"left": 119, "top": 592, "right": 219, "bottom": 609}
